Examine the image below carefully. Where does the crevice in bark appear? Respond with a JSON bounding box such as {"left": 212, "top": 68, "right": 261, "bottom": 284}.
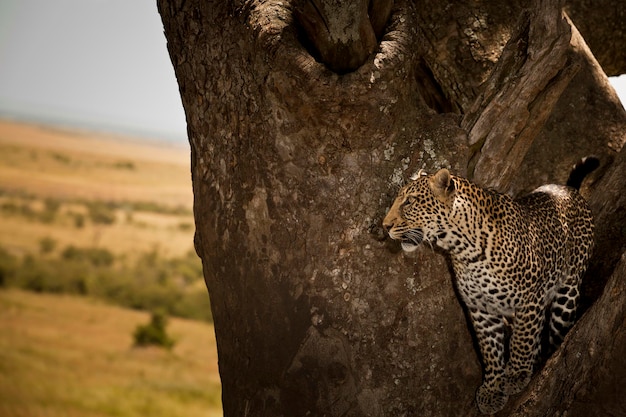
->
{"left": 415, "top": 60, "right": 456, "bottom": 113}
{"left": 292, "top": 0, "right": 393, "bottom": 74}
{"left": 369, "top": 0, "right": 394, "bottom": 40}
{"left": 580, "top": 144, "right": 626, "bottom": 311}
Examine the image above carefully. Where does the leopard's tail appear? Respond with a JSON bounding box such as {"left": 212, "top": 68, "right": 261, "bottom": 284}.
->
{"left": 566, "top": 156, "right": 600, "bottom": 190}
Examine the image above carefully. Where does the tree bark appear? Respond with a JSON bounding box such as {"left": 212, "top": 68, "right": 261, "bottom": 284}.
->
{"left": 460, "top": 5, "right": 578, "bottom": 190}
{"left": 158, "top": 0, "right": 626, "bottom": 415}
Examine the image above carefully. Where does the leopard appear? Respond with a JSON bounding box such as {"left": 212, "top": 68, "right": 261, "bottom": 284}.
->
{"left": 382, "top": 158, "right": 597, "bottom": 414}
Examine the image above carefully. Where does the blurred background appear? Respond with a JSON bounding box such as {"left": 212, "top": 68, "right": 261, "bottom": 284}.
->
{"left": 0, "top": 1, "right": 623, "bottom": 417}
{"left": 0, "top": 2, "right": 220, "bottom": 417}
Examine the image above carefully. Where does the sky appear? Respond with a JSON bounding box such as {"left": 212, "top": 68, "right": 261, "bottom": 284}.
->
{"left": 0, "top": 0, "right": 624, "bottom": 144}
{"left": 0, "top": 0, "right": 187, "bottom": 142}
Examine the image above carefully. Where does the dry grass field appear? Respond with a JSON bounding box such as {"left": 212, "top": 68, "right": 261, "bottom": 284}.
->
{"left": 0, "top": 120, "right": 192, "bottom": 206}
{"left": 0, "top": 119, "right": 195, "bottom": 257}
{"left": 0, "top": 120, "right": 222, "bottom": 416}
{"left": 0, "top": 289, "right": 222, "bottom": 417}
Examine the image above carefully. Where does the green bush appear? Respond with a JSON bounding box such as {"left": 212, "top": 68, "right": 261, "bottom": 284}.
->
{"left": 1, "top": 201, "right": 36, "bottom": 219}
{"left": 171, "top": 287, "right": 213, "bottom": 322}
{"left": 72, "top": 212, "right": 85, "bottom": 228}
{"left": 1, "top": 201, "right": 20, "bottom": 215}
{"left": 39, "top": 237, "right": 57, "bottom": 254}
{"left": 113, "top": 160, "right": 135, "bottom": 170}
{"left": 0, "top": 247, "right": 18, "bottom": 287}
{"left": 177, "top": 222, "right": 194, "bottom": 231}
{"left": 0, "top": 244, "right": 211, "bottom": 323}
{"left": 14, "top": 255, "right": 55, "bottom": 292}
{"left": 50, "top": 152, "right": 71, "bottom": 165}
{"left": 129, "top": 201, "right": 192, "bottom": 216}
{"left": 61, "top": 246, "right": 114, "bottom": 267}
{"left": 87, "top": 202, "right": 116, "bottom": 225}
{"left": 133, "top": 311, "right": 175, "bottom": 349}
{"left": 11, "top": 256, "right": 80, "bottom": 294}
{"left": 40, "top": 198, "right": 60, "bottom": 223}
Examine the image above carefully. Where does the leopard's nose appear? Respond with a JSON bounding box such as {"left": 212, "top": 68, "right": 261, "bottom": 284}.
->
{"left": 382, "top": 219, "right": 394, "bottom": 234}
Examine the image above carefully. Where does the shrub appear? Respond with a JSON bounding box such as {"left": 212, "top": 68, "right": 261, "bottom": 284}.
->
{"left": 87, "top": 202, "right": 116, "bottom": 225}
{"left": 39, "top": 237, "right": 57, "bottom": 254}
{"left": 14, "top": 255, "right": 54, "bottom": 292}
{"left": 133, "top": 311, "right": 175, "bottom": 350}
{"left": 40, "top": 198, "right": 60, "bottom": 223}
{"left": 170, "top": 250, "right": 204, "bottom": 284}
{"left": 61, "top": 246, "right": 114, "bottom": 267}
{"left": 0, "top": 247, "right": 17, "bottom": 287}
{"left": 177, "top": 222, "right": 194, "bottom": 231}
{"left": 113, "top": 160, "right": 135, "bottom": 170}
{"left": 72, "top": 212, "right": 85, "bottom": 228}
{"left": 0, "top": 244, "right": 212, "bottom": 323}
{"left": 172, "top": 287, "right": 213, "bottom": 322}
{"left": 50, "top": 152, "right": 71, "bottom": 165}
{"left": 0, "top": 201, "right": 19, "bottom": 214}
{"left": 130, "top": 201, "right": 192, "bottom": 216}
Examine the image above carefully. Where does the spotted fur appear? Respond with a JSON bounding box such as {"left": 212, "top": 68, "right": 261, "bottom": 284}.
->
{"left": 383, "top": 166, "right": 595, "bottom": 414}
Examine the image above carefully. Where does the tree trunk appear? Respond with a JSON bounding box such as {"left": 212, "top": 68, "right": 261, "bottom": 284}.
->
{"left": 158, "top": 0, "right": 626, "bottom": 415}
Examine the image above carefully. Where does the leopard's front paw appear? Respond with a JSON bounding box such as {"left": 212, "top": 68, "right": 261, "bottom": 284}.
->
{"left": 502, "top": 367, "right": 531, "bottom": 395}
{"left": 476, "top": 383, "right": 508, "bottom": 415}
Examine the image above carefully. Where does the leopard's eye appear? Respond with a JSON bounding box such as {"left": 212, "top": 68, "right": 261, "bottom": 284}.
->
{"left": 403, "top": 196, "right": 417, "bottom": 206}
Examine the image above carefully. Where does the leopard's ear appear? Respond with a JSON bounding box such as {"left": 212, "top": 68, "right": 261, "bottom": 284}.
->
{"left": 429, "top": 168, "right": 455, "bottom": 203}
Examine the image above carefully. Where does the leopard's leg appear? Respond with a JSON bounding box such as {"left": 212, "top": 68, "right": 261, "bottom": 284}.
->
{"left": 549, "top": 273, "right": 581, "bottom": 347}
{"left": 503, "top": 303, "right": 544, "bottom": 396}
{"left": 469, "top": 307, "right": 509, "bottom": 415}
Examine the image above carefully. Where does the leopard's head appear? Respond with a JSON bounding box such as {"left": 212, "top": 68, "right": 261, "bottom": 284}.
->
{"left": 382, "top": 168, "right": 456, "bottom": 252}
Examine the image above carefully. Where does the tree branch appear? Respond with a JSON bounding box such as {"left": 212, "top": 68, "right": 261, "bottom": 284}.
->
{"left": 461, "top": 0, "right": 578, "bottom": 191}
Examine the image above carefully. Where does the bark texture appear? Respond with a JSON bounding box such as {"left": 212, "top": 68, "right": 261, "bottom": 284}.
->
{"left": 461, "top": 6, "right": 578, "bottom": 190}
{"left": 158, "top": 0, "right": 626, "bottom": 415}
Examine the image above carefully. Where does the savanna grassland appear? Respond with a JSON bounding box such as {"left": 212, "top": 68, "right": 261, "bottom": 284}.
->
{"left": 0, "top": 120, "right": 194, "bottom": 257}
{"left": 0, "top": 289, "right": 221, "bottom": 417}
{"left": 0, "top": 120, "right": 222, "bottom": 416}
